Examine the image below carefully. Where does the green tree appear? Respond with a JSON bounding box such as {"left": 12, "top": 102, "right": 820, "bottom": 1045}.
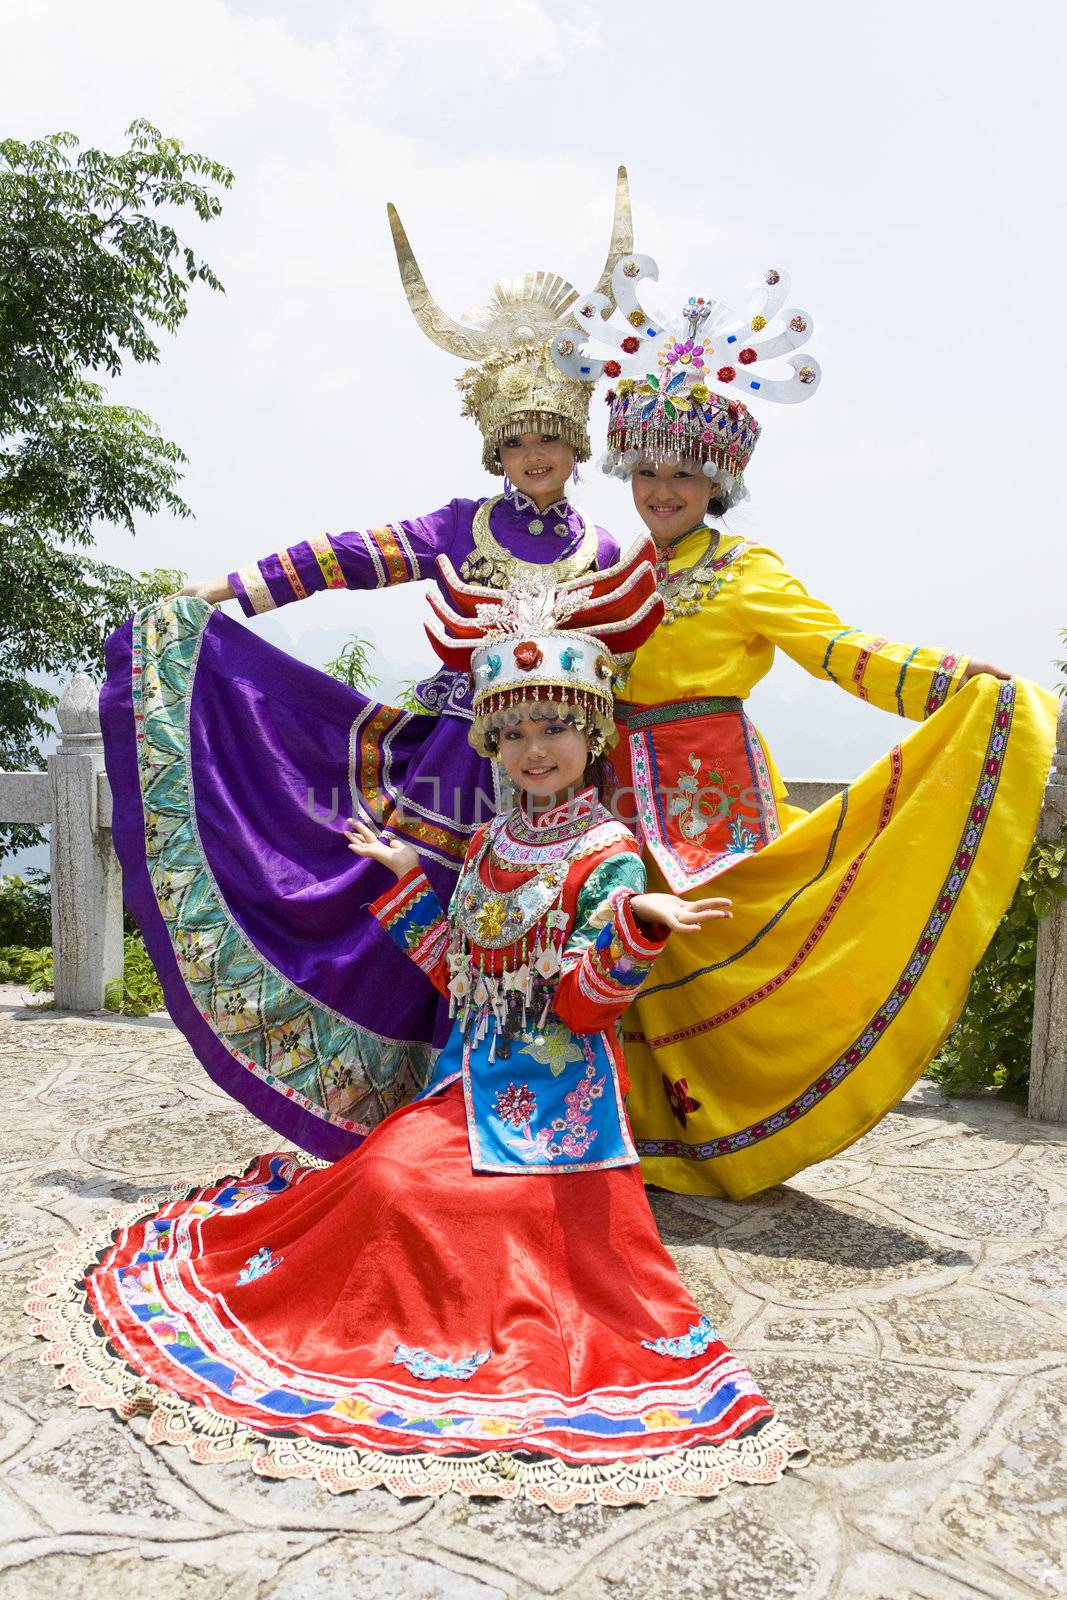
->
{"left": 1, "top": 120, "right": 231, "bottom": 849}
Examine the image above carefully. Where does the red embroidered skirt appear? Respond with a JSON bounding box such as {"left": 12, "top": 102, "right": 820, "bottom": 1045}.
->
{"left": 29, "top": 1084, "right": 806, "bottom": 1509}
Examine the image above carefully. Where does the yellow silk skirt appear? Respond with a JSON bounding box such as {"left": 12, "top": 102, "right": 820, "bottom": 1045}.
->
{"left": 622, "top": 676, "right": 1057, "bottom": 1199}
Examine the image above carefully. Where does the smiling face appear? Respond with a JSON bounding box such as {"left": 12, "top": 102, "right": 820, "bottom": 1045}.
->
{"left": 497, "top": 432, "right": 575, "bottom": 508}
{"left": 630, "top": 459, "right": 714, "bottom": 549}
{"left": 496, "top": 711, "right": 591, "bottom": 803}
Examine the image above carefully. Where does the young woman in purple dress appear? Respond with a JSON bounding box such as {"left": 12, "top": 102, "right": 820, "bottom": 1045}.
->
{"left": 101, "top": 175, "right": 640, "bottom": 1162}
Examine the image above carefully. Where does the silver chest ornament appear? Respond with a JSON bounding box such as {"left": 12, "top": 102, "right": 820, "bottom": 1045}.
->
{"left": 446, "top": 835, "right": 576, "bottom": 1060}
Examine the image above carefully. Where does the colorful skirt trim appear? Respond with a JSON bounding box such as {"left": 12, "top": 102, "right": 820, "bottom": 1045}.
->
{"left": 26, "top": 1086, "right": 807, "bottom": 1512}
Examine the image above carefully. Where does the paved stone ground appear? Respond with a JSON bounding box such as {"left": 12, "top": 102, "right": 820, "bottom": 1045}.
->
{"left": 0, "top": 999, "right": 1065, "bottom": 1600}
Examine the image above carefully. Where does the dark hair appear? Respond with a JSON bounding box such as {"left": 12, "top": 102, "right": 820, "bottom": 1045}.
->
{"left": 584, "top": 750, "right": 617, "bottom": 804}
{"left": 706, "top": 494, "right": 728, "bottom": 519}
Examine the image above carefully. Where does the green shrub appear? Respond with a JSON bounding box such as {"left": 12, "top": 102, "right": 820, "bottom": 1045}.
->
{"left": 396, "top": 678, "right": 425, "bottom": 713}
{"left": 0, "top": 944, "right": 52, "bottom": 989}
{"left": 0, "top": 930, "right": 163, "bottom": 1015}
{"left": 929, "top": 822, "right": 1067, "bottom": 1100}
{"left": 0, "top": 870, "right": 51, "bottom": 946}
{"left": 323, "top": 635, "right": 378, "bottom": 692}
{"left": 104, "top": 933, "right": 164, "bottom": 1016}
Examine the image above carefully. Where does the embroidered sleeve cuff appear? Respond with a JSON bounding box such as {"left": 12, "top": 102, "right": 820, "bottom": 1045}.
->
{"left": 369, "top": 869, "right": 450, "bottom": 975}
{"left": 228, "top": 567, "right": 255, "bottom": 618}
{"left": 609, "top": 886, "right": 670, "bottom": 961}
{"left": 368, "top": 866, "right": 433, "bottom": 922}
{"left": 924, "top": 652, "right": 966, "bottom": 719}
{"left": 575, "top": 889, "right": 666, "bottom": 1008}
{"left": 231, "top": 563, "right": 276, "bottom": 616}
{"left": 948, "top": 655, "right": 972, "bottom": 697}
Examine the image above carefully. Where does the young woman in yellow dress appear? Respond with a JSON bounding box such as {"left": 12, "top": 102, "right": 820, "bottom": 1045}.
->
{"left": 553, "top": 253, "right": 1057, "bottom": 1200}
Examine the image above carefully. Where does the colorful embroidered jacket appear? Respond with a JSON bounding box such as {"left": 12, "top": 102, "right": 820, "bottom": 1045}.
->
{"left": 370, "top": 791, "right": 668, "bottom": 1175}
{"left": 227, "top": 488, "right": 619, "bottom": 719}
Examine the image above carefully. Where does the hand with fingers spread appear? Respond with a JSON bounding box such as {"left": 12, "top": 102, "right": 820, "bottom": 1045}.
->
{"left": 343, "top": 816, "right": 420, "bottom": 881}
{"left": 630, "top": 892, "right": 732, "bottom": 934}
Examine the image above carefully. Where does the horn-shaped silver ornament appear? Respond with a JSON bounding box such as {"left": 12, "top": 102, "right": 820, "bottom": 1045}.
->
{"left": 386, "top": 166, "right": 633, "bottom": 360}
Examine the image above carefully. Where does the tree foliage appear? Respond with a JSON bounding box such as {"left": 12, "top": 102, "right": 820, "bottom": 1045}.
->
{"left": 1, "top": 119, "right": 229, "bottom": 451}
{"left": 0, "top": 867, "right": 50, "bottom": 946}
{"left": 929, "top": 824, "right": 1067, "bottom": 1101}
{"left": 0, "top": 120, "right": 230, "bottom": 850}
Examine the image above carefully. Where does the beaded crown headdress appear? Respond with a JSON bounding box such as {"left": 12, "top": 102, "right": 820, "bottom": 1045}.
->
{"left": 551, "top": 252, "right": 821, "bottom": 506}
{"left": 388, "top": 169, "right": 634, "bottom": 474}
{"left": 424, "top": 539, "right": 664, "bottom": 758}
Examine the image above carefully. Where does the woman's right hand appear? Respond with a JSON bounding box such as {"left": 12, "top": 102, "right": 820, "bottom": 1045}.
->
{"left": 343, "top": 817, "right": 420, "bottom": 881}
{"left": 180, "top": 578, "right": 236, "bottom": 603}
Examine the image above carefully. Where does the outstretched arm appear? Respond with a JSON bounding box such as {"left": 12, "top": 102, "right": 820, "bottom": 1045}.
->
{"left": 734, "top": 545, "right": 1009, "bottom": 720}
{"left": 183, "top": 503, "right": 461, "bottom": 616}
{"left": 553, "top": 849, "right": 730, "bottom": 1036}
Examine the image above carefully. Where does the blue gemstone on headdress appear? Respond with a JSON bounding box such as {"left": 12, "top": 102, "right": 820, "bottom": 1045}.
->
{"left": 726, "top": 334, "right": 737, "bottom": 344}
{"left": 580, "top": 366, "right": 591, "bottom": 375}
{"left": 559, "top": 646, "right": 581, "bottom": 671}
{"left": 750, "top": 381, "right": 761, "bottom": 390}
{"left": 647, "top": 328, "right": 657, "bottom": 337}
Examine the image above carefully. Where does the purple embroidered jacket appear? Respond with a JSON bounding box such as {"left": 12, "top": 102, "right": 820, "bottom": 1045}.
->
{"left": 228, "top": 490, "right": 619, "bottom": 720}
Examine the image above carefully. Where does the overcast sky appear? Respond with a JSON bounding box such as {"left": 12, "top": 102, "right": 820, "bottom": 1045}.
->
{"left": 4, "top": 0, "right": 1064, "bottom": 796}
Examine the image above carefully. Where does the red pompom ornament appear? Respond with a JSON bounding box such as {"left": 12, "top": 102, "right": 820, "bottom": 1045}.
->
{"left": 738, "top": 348, "right": 758, "bottom": 365}
{"left": 603, "top": 359, "right": 622, "bottom": 378}
{"left": 717, "top": 366, "right": 736, "bottom": 383}
{"left": 620, "top": 336, "right": 640, "bottom": 354}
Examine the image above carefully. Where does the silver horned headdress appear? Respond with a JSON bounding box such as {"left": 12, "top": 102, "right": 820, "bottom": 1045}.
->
{"left": 387, "top": 170, "right": 635, "bottom": 472}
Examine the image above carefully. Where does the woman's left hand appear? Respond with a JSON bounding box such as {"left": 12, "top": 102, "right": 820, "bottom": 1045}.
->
{"left": 962, "top": 658, "right": 1012, "bottom": 683}
{"left": 343, "top": 816, "right": 420, "bottom": 880}
{"left": 630, "top": 892, "right": 732, "bottom": 934}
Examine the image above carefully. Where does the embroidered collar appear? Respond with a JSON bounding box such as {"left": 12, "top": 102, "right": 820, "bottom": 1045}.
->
{"left": 504, "top": 483, "right": 574, "bottom": 522}
{"left": 500, "top": 789, "right": 606, "bottom": 852}
{"left": 523, "top": 786, "right": 598, "bottom": 832}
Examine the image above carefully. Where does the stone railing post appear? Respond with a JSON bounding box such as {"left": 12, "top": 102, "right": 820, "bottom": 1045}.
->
{"left": 1029, "top": 697, "right": 1067, "bottom": 1122}
{"left": 47, "top": 676, "right": 124, "bottom": 1010}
